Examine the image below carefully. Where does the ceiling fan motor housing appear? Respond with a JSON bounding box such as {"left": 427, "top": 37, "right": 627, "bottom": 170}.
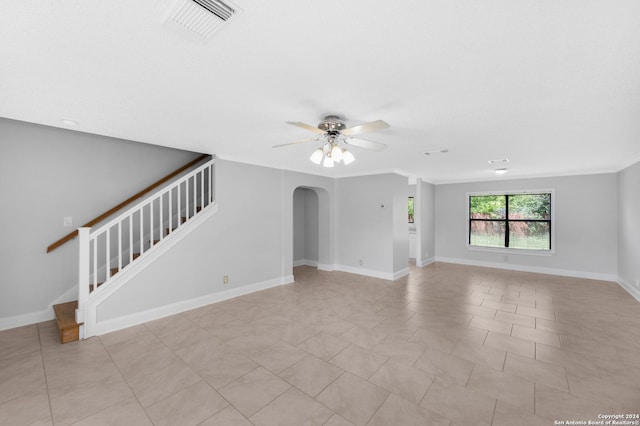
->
{"left": 318, "top": 115, "right": 346, "bottom": 133}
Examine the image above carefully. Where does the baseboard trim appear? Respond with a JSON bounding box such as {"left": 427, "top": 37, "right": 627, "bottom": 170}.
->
{"left": 416, "top": 257, "right": 435, "bottom": 267}
{"left": 333, "top": 264, "right": 408, "bottom": 281}
{"left": 0, "top": 285, "right": 78, "bottom": 331}
{"left": 293, "top": 259, "right": 319, "bottom": 267}
{"left": 434, "top": 256, "right": 618, "bottom": 282}
{"left": 317, "top": 263, "right": 335, "bottom": 272}
{"left": 93, "top": 275, "right": 295, "bottom": 336}
{"left": 617, "top": 278, "right": 640, "bottom": 303}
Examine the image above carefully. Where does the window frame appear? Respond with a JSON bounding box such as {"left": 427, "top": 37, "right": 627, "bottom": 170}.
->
{"left": 466, "top": 189, "right": 555, "bottom": 256}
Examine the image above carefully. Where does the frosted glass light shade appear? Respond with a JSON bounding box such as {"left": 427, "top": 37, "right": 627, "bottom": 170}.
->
{"left": 330, "top": 144, "right": 343, "bottom": 162}
{"left": 342, "top": 149, "right": 355, "bottom": 165}
{"left": 310, "top": 149, "right": 323, "bottom": 164}
{"left": 323, "top": 156, "right": 334, "bottom": 168}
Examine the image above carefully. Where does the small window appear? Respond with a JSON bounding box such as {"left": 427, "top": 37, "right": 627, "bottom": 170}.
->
{"left": 468, "top": 192, "right": 552, "bottom": 251}
{"left": 408, "top": 197, "right": 414, "bottom": 223}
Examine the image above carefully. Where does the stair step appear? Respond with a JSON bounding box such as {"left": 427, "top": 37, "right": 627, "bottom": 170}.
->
{"left": 53, "top": 301, "right": 80, "bottom": 344}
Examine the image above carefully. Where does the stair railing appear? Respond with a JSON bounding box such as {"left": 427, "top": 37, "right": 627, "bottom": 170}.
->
{"left": 75, "top": 158, "right": 215, "bottom": 325}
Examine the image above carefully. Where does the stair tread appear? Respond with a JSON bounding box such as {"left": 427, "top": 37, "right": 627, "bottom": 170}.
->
{"left": 53, "top": 301, "right": 79, "bottom": 330}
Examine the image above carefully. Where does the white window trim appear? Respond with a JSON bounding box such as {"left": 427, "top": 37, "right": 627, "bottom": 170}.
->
{"left": 465, "top": 188, "right": 556, "bottom": 256}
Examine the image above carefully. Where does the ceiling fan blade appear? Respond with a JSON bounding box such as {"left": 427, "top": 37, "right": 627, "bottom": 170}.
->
{"left": 344, "top": 137, "right": 387, "bottom": 151}
{"left": 342, "top": 120, "right": 389, "bottom": 136}
{"left": 272, "top": 137, "right": 320, "bottom": 148}
{"left": 286, "top": 121, "right": 326, "bottom": 134}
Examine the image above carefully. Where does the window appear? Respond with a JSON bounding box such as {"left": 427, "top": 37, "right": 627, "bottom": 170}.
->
{"left": 408, "top": 197, "right": 414, "bottom": 223}
{"left": 468, "top": 192, "right": 552, "bottom": 251}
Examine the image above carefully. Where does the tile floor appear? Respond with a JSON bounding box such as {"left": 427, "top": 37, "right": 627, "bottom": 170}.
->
{"left": 1, "top": 263, "right": 640, "bottom": 425}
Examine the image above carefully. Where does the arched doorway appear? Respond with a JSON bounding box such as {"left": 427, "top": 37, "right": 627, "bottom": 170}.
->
{"left": 293, "top": 187, "right": 319, "bottom": 267}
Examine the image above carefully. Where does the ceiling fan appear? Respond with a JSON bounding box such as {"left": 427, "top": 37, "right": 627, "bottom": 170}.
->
{"left": 273, "top": 115, "right": 390, "bottom": 168}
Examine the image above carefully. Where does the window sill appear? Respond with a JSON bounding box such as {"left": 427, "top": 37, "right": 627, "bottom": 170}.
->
{"left": 467, "top": 245, "right": 554, "bottom": 257}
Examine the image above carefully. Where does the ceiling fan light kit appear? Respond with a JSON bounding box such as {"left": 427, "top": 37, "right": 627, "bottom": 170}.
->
{"left": 275, "top": 115, "right": 389, "bottom": 168}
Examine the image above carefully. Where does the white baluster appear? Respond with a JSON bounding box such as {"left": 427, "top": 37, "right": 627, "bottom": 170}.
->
{"left": 150, "top": 199, "right": 154, "bottom": 248}
{"left": 129, "top": 213, "right": 133, "bottom": 264}
{"left": 105, "top": 228, "right": 110, "bottom": 283}
{"left": 177, "top": 182, "right": 181, "bottom": 229}
{"left": 159, "top": 194, "right": 164, "bottom": 241}
{"left": 139, "top": 208, "right": 144, "bottom": 255}
{"left": 117, "top": 222, "right": 122, "bottom": 272}
{"left": 200, "top": 170, "right": 204, "bottom": 211}
{"left": 168, "top": 187, "right": 173, "bottom": 235}
{"left": 92, "top": 237, "right": 97, "bottom": 289}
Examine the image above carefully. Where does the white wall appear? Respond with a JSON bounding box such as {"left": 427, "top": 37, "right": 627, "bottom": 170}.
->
{"left": 435, "top": 173, "right": 618, "bottom": 279}
{"left": 0, "top": 118, "right": 200, "bottom": 328}
{"left": 617, "top": 160, "right": 640, "bottom": 299}
{"left": 335, "top": 173, "right": 408, "bottom": 279}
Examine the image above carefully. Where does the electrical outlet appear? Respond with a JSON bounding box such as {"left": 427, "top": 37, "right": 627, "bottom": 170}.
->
{"left": 223, "top": 275, "right": 229, "bottom": 284}
{"left": 63, "top": 216, "right": 72, "bottom": 227}
{"left": 358, "top": 259, "right": 363, "bottom": 266}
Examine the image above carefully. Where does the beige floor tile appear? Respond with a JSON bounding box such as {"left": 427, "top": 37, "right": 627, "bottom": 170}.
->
{"left": 535, "top": 343, "right": 600, "bottom": 378}
{"left": 297, "top": 332, "right": 350, "bottom": 361}
{"left": 451, "top": 340, "right": 506, "bottom": 371}
{"left": 535, "top": 384, "right": 612, "bottom": 421}
{"left": 250, "top": 387, "right": 332, "bottom": 426}
{"left": 49, "top": 373, "right": 133, "bottom": 426}
{"left": 536, "top": 317, "right": 583, "bottom": 337}
{"left": 494, "top": 311, "right": 536, "bottom": 328}
{"left": 329, "top": 344, "right": 387, "bottom": 379}
{"left": 503, "top": 353, "right": 568, "bottom": 391}
{"left": 316, "top": 372, "right": 389, "bottom": 426}
{"left": 259, "top": 323, "right": 320, "bottom": 346}
{"left": 369, "top": 359, "right": 434, "bottom": 404}
{"left": 0, "top": 387, "right": 52, "bottom": 426}
{"left": 0, "top": 349, "right": 45, "bottom": 405}
{"left": 249, "top": 341, "right": 307, "bottom": 374}
{"left": 371, "top": 337, "right": 426, "bottom": 366}
{"left": 125, "top": 356, "right": 201, "bottom": 407}
{"left": 469, "top": 316, "right": 512, "bottom": 335}
{"left": 413, "top": 348, "right": 474, "bottom": 386}
{"left": 492, "top": 399, "right": 550, "bottom": 426}
{"left": 407, "top": 328, "right": 459, "bottom": 354}
{"left": 515, "top": 305, "right": 556, "bottom": 321}
{"left": 279, "top": 354, "right": 343, "bottom": 397}
{"left": 173, "top": 333, "right": 232, "bottom": 366}
{"left": 146, "top": 380, "right": 228, "bottom": 426}
{"left": 71, "top": 396, "right": 151, "bottom": 426}
{"left": 0, "top": 325, "right": 40, "bottom": 362}
{"left": 614, "top": 345, "right": 640, "bottom": 370}
{"left": 225, "top": 332, "right": 281, "bottom": 355}
{"left": 559, "top": 334, "right": 621, "bottom": 361}
{"left": 484, "top": 331, "right": 535, "bottom": 358}
{"left": 567, "top": 373, "right": 640, "bottom": 412}
{"left": 512, "top": 324, "right": 561, "bottom": 348}
{"left": 369, "top": 393, "right": 450, "bottom": 426}
{"left": 593, "top": 358, "right": 640, "bottom": 390}
{"left": 323, "top": 413, "right": 355, "bottom": 426}
{"left": 193, "top": 352, "right": 259, "bottom": 389}
{"left": 466, "top": 364, "right": 535, "bottom": 412}
{"left": 199, "top": 405, "right": 252, "bottom": 426}
{"left": 218, "top": 367, "right": 290, "bottom": 417}
{"left": 340, "top": 325, "right": 387, "bottom": 349}
{"left": 420, "top": 378, "right": 495, "bottom": 426}
{"left": 481, "top": 298, "right": 517, "bottom": 313}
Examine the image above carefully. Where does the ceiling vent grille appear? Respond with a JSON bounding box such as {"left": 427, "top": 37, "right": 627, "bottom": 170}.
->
{"left": 164, "top": 0, "right": 238, "bottom": 40}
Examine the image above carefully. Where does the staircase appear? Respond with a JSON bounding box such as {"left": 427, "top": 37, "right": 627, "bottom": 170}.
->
{"left": 52, "top": 156, "right": 216, "bottom": 343}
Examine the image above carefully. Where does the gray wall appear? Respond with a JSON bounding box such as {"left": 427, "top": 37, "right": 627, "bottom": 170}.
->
{"left": 335, "top": 173, "right": 408, "bottom": 277}
{"left": 292, "top": 187, "right": 319, "bottom": 265}
{"left": 618, "top": 160, "right": 640, "bottom": 293}
{"left": 0, "top": 118, "right": 200, "bottom": 325}
{"left": 435, "top": 173, "right": 618, "bottom": 278}
{"left": 98, "top": 160, "right": 286, "bottom": 320}
{"left": 418, "top": 179, "right": 435, "bottom": 263}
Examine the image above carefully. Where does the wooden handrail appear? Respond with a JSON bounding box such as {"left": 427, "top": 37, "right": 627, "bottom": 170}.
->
{"left": 46, "top": 153, "right": 211, "bottom": 253}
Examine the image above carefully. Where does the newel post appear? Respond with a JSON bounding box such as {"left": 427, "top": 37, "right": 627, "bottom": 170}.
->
{"left": 76, "top": 227, "right": 91, "bottom": 330}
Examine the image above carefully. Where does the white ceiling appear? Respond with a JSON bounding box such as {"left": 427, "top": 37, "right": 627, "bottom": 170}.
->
{"left": 2, "top": 0, "right": 640, "bottom": 183}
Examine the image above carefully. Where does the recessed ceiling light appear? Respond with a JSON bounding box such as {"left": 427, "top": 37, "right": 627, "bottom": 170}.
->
{"left": 61, "top": 119, "right": 77, "bottom": 126}
{"left": 488, "top": 158, "right": 509, "bottom": 164}
{"left": 424, "top": 149, "right": 449, "bottom": 156}
{"left": 495, "top": 168, "right": 508, "bottom": 175}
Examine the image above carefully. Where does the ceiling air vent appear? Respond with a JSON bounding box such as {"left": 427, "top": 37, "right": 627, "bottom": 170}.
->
{"left": 163, "top": 0, "right": 239, "bottom": 41}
